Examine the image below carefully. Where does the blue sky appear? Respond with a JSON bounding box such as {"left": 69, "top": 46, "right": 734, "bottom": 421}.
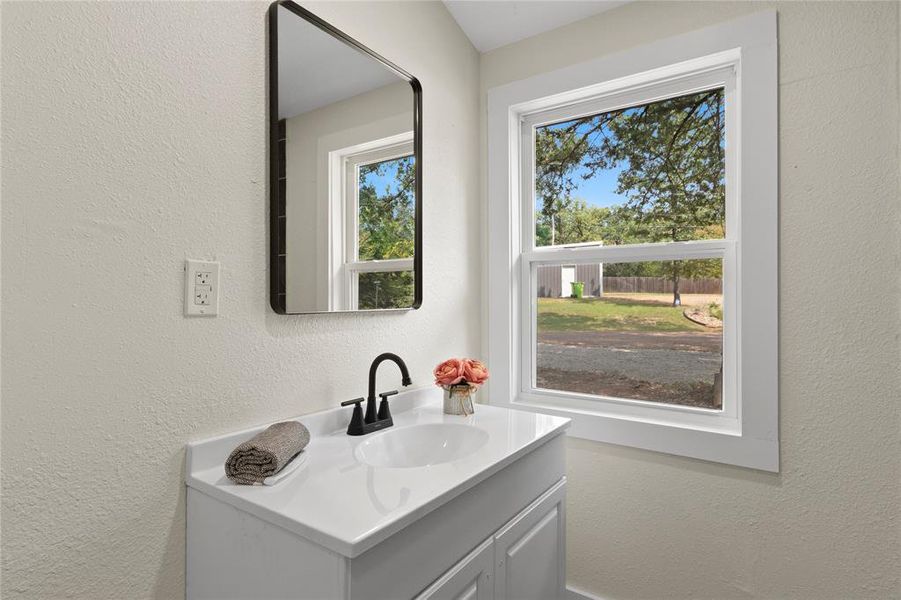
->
{"left": 362, "top": 169, "right": 396, "bottom": 195}
{"left": 567, "top": 162, "right": 628, "bottom": 208}
{"left": 360, "top": 158, "right": 408, "bottom": 198}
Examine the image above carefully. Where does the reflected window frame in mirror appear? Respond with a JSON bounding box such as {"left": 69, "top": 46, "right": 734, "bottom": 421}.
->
{"left": 268, "top": 0, "right": 423, "bottom": 314}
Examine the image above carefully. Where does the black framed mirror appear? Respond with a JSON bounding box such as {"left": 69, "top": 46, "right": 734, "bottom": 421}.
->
{"left": 269, "top": 1, "right": 422, "bottom": 314}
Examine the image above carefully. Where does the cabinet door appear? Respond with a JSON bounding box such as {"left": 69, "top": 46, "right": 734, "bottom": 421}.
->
{"left": 415, "top": 537, "right": 494, "bottom": 600}
{"left": 493, "top": 479, "right": 566, "bottom": 600}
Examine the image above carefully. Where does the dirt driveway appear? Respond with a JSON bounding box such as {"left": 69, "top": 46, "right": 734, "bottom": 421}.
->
{"left": 536, "top": 329, "right": 722, "bottom": 408}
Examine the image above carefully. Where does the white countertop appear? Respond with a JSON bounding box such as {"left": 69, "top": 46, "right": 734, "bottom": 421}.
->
{"left": 185, "top": 388, "right": 570, "bottom": 558}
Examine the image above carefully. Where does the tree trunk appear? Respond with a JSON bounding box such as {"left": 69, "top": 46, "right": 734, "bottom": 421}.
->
{"left": 672, "top": 260, "right": 682, "bottom": 306}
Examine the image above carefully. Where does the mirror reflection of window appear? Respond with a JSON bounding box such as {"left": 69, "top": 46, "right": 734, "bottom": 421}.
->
{"left": 337, "top": 137, "right": 415, "bottom": 311}
{"left": 356, "top": 155, "right": 415, "bottom": 310}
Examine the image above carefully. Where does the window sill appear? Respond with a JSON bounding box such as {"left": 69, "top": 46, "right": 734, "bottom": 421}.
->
{"left": 490, "top": 394, "right": 777, "bottom": 472}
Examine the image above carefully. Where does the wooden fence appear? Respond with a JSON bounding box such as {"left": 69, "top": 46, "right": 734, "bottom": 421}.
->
{"left": 536, "top": 266, "right": 721, "bottom": 297}
{"left": 603, "top": 276, "right": 721, "bottom": 294}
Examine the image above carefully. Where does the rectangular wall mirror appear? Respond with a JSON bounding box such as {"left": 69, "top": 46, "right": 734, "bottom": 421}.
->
{"left": 269, "top": 1, "right": 422, "bottom": 314}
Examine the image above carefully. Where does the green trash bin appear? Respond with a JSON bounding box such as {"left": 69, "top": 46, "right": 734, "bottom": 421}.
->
{"left": 570, "top": 281, "right": 584, "bottom": 299}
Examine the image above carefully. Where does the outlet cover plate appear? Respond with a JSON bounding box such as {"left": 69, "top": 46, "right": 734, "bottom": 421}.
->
{"left": 185, "top": 259, "right": 219, "bottom": 316}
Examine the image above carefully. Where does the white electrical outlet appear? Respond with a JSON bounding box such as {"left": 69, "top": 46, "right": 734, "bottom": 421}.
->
{"left": 185, "top": 259, "right": 219, "bottom": 316}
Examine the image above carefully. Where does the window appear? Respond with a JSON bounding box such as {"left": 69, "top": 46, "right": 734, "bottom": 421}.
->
{"left": 487, "top": 13, "right": 778, "bottom": 470}
{"left": 527, "top": 85, "right": 729, "bottom": 414}
{"left": 330, "top": 134, "right": 414, "bottom": 310}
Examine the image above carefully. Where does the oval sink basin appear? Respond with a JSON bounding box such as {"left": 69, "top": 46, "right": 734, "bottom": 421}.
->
{"left": 355, "top": 423, "right": 490, "bottom": 468}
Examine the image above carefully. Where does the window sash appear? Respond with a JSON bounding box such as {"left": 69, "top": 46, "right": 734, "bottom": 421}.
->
{"left": 347, "top": 260, "right": 414, "bottom": 311}
{"left": 520, "top": 62, "right": 736, "bottom": 130}
{"left": 346, "top": 258, "right": 414, "bottom": 273}
{"left": 524, "top": 239, "right": 729, "bottom": 264}
{"left": 520, "top": 242, "right": 737, "bottom": 430}
{"left": 520, "top": 62, "right": 737, "bottom": 256}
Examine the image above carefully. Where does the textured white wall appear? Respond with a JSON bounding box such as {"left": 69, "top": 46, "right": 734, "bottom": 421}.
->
{"left": 0, "top": 2, "right": 479, "bottom": 598}
{"left": 481, "top": 2, "right": 901, "bottom": 598}
{"left": 3, "top": 2, "right": 899, "bottom": 599}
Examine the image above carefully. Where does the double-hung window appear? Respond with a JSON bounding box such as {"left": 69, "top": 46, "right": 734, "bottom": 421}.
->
{"left": 331, "top": 134, "right": 415, "bottom": 310}
{"left": 487, "top": 13, "right": 778, "bottom": 470}
{"left": 522, "top": 71, "right": 733, "bottom": 419}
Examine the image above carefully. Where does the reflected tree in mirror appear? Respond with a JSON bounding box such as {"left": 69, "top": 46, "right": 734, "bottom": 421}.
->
{"left": 359, "top": 271, "right": 414, "bottom": 310}
{"left": 358, "top": 156, "right": 415, "bottom": 261}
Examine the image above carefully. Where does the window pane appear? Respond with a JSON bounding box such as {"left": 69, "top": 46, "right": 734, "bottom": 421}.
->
{"left": 534, "top": 89, "right": 725, "bottom": 247}
{"left": 535, "top": 259, "right": 723, "bottom": 409}
{"left": 358, "top": 156, "right": 415, "bottom": 261}
{"left": 359, "top": 271, "right": 413, "bottom": 310}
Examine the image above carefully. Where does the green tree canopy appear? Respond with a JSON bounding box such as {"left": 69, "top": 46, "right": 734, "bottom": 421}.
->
{"left": 358, "top": 156, "right": 415, "bottom": 261}
{"left": 534, "top": 88, "right": 726, "bottom": 304}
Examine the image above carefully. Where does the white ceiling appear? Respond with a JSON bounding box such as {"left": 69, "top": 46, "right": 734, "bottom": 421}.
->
{"left": 277, "top": 5, "right": 401, "bottom": 119}
{"left": 444, "top": 1, "right": 629, "bottom": 53}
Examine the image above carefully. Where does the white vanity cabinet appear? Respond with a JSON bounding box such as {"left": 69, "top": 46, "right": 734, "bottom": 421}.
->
{"left": 185, "top": 390, "right": 570, "bottom": 600}
{"left": 415, "top": 538, "right": 494, "bottom": 600}
{"left": 416, "top": 480, "right": 566, "bottom": 600}
{"left": 493, "top": 480, "right": 566, "bottom": 600}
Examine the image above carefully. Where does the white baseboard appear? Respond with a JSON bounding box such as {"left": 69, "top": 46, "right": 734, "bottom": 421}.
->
{"left": 566, "top": 585, "right": 606, "bottom": 600}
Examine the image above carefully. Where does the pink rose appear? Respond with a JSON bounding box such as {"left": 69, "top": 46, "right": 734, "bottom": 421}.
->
{"left": 434, "top": 358, "right": 465, "bottom": 387}
{"left": 463, "top": 359, "right": 489, "bottom": 387}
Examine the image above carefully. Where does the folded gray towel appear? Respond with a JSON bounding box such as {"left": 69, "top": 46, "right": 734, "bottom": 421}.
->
{"left": 225, "top": 421, "right": 310, "bottom": 485}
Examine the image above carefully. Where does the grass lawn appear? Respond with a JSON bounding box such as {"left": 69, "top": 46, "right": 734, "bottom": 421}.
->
{"left": 537, "top": 296, "right": 708, "bottom": 333}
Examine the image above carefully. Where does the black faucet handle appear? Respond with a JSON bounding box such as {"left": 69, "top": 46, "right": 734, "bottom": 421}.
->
{"left": 342, "top": 397, "right": 366, "bottom": 436}
{"left": 377, "top": 390, "right": 397, "bottom": 422}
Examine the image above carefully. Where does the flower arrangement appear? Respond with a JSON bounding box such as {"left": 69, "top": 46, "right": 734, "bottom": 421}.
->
{"left": 434, "top": 358, "right": 489, "bottom": 415}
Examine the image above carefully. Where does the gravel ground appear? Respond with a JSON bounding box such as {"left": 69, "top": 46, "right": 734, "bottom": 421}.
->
{"left": 537, "top": 342, "right": 721, "bottom": 384}
{"left": 535, "top": 304, "right": 724, "bottom": 407}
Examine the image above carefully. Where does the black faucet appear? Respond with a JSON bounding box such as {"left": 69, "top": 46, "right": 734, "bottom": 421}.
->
{"left": 340, "top": 353, "right": 412, "bottom": 436}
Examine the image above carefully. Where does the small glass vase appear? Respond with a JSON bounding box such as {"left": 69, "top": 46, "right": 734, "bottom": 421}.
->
{"left": 443, "top": 384, "right": 475, "bottom": 416}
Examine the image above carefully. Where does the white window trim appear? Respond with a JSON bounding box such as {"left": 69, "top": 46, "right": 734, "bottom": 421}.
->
{"left": 486, "top": 12, "right": 778, "bottom": 471}
{"left": 327, "top": 132, "right": 414, "bottom": 310}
